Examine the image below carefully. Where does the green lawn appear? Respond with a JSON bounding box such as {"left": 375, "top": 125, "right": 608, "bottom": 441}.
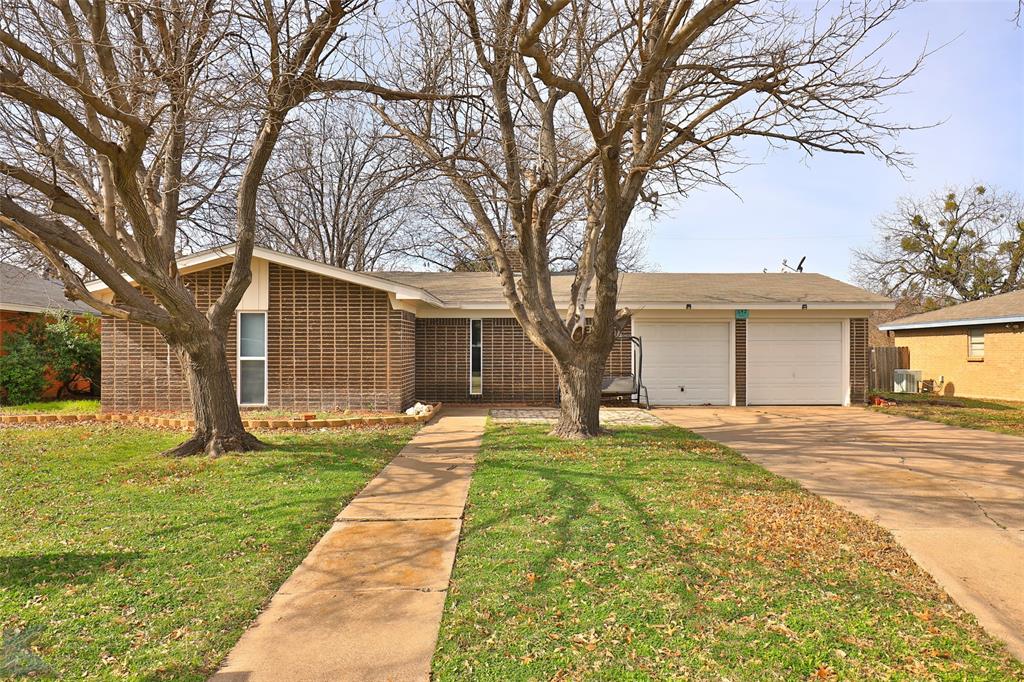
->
{"left": 434, "top": 424, "right": 1024, "bottom": 680}
{"left": 0, "top": 423, "right": 414, "bottom": 680}
{"left": 0, "top": 399, "right": 100, "bottom": 414}
{"left": 870, "top": 392, "right": 1024, "bottom": 436}
{"left": 0, "top": 400, "right": 384, "bottom": 419}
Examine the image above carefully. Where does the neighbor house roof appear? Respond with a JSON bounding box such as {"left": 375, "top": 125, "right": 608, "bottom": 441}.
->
{"left": 879, "top": 289, "right": 1024, "bottom": 331}
{"left": 85, "top": 244, "right": 892, "bottom": 310}
{"left": 377, "top": 271, "right": 892, "bottom": 309}
{"left": 0, "top": 263, "right": 94, "bottom": 314}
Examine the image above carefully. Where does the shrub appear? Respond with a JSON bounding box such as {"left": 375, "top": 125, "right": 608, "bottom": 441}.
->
{"left": 0, "top": 333, "right": 48, "bottom": 405}
{"left": 0, "top": 312, "right": 101, "bottom": 405}
{"left": 45, "top": 312, "right": 101, "bottom": 396}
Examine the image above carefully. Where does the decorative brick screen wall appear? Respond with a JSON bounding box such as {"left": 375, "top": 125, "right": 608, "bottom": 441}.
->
{"left": 266, "top": 264, "right": 414, "bottom": 411}
{"left": 415, "top": 317, "right": 633, "bottom": 405}
{"left": 481, "top": 318, "right": 560, "bottom": 403}
{"left": 735, "top": 319, "right": 747, "bottom": 406}
{"left": 101, "top": 263, "right": 415, "bottom": 413}
{"left": 849, "top": 317, "right": 869, "bottom": 404}
{"left": 413, "top": 318, "right": 470, "bottom": 403}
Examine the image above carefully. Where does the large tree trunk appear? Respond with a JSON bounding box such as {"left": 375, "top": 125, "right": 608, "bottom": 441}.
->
{"left": 163, "top": 327, "right": 265, "bottom": 457}
{"left": 552, "top": 354, "right": 606, "bottom": 439}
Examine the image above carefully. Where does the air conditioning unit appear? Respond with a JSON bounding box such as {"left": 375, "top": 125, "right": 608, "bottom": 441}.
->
{"left": 893, "top": 369, "right": 922, "bottom": 394}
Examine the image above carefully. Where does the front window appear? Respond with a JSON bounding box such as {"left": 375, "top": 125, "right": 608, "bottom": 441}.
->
{"left": 968, "top": 328, "right": 985, "bottom": 358}
{"left": 470, "top": 319, "right": 483, "bottom": 395}
{"left": 238, "top": 312, "right": 267, "bottom": 405}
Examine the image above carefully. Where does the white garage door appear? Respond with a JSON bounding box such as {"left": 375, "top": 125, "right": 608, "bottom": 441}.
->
{"left": 636, "top": 322, "right": 730, "bottom": 405}
{"left": 747, "top": 322, "right": 844, "bottom": 405}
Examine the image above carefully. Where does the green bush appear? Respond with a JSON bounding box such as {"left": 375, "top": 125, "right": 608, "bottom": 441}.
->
{"left": 0, "top": 333, "right": 48, "bottom": 405}
{"left": 45, "top": 311, "right": 101, "bottom": 395}
{"left": 0, "top": 312, "right": 101, "bottom": 405}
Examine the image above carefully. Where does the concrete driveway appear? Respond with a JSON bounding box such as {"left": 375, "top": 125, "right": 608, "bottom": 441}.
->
{"left": 656, "top": 406, "right": 1024, "bottom": 660}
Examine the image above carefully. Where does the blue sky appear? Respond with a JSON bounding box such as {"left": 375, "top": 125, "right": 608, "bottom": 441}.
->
{"left": 644, "top": 0, "right": 1024, "bottom": 281}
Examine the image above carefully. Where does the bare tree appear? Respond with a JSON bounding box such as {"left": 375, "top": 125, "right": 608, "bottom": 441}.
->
{"left": 251, "top": 100, "right": 423, "bottom": 270}
{"left": 375, "top": 0, "right": 923, "bottom": 437}
{"left": 402, "top": 173, "right": 652, "bottom": 272}
{"left": 853, "top": 184, "right": 1024, "bottom": 304}
{"left": 0, "top": 0, "right": 437, "bottom": 455}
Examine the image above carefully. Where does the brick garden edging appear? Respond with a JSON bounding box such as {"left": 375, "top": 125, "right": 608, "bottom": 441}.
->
{"left": 0, "top": 403, "right": 442, "bottom": 431}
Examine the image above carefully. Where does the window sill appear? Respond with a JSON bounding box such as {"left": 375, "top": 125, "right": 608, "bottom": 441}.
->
{"left": 967, "top": 357, "right": 984, "bottom": 362}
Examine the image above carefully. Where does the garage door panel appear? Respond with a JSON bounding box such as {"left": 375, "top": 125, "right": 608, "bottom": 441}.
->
{"left": 747, "top": 322, "right": 843, "bottom": 405}
{"left": 637, "top": 322, "right": 730, "bottom": 406}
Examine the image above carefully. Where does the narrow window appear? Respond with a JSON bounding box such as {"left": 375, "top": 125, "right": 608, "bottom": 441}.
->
{"left": 470, "top": 319, "right": 483, "bottom": 395}
{"left": 238, "top": 312, "right": 267, "bottom": 405}
{"left": 968, "top": 328, "right": 985, "bottom": 358}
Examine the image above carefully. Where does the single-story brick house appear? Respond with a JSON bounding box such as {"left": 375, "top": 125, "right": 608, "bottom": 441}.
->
{"left": 879, "top": 290, "right": 1024, "bottom": 401}
{"left": 87, "top": 245, "right": 893, "bottom": 412}
{"left": 1, "top": 263, "right": 96, "bottom": 399}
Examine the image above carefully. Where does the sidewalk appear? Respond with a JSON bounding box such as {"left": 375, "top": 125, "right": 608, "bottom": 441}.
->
{"left": 211, "top": 408, "right": 487, "bottom": 681}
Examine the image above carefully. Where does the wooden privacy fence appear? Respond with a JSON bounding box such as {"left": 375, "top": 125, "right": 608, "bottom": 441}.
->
{"left": 869, "top": 346, "right": 910, "bottom": 391}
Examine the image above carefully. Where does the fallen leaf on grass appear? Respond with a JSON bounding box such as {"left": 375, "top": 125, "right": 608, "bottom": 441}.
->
{"left": 812, "top": 663, "right": 836, "bottom": 680}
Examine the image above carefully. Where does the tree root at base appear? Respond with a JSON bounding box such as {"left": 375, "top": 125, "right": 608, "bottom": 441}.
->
{"left": 549, "top": 422, "right": 610, "bottom": 439}
{"left": 162, "top": 430, "right": 268, "bottom": 458}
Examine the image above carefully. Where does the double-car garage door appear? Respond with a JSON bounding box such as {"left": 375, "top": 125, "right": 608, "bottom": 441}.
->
{"left": 635, "top": 319, "right": 845, "bottom": 406}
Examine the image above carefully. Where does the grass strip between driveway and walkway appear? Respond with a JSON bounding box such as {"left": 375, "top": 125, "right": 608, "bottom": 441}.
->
{"left": 869, "top": 392, "right": 1024, "bottom": 436}
{"left": 433, "top": 423, "right": 1024, "bottom": 680}
{"left": 0, "top": 423, "right": 415, "bottom": 680}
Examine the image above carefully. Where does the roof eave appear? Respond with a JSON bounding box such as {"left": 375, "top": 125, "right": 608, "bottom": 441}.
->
{"left": 437, "top": 300, "right": 893, "bottom": 310}
{"left": 1, "top": 302, "right": 95, "bottom": 315}
{"left": 879, "top": 315, "right": 1024, "bottom": 331}
{"left": 84, "top": 245, "right": 446, "bottom": 307}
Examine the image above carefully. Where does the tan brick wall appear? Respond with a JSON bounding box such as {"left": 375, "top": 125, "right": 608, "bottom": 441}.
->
{"left": 415, "top": 318, "right": 633, "bottom": 405}
{"left": 895, "top": 324, "right": 1024, "bottom": 401}
{"left": 101, "top": 263, "right": 415, "bottom": 412}
{"left": 849, "top": 318, "right": 869, "bottom": 404}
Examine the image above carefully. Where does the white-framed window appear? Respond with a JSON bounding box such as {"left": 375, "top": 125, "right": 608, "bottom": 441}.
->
{"left": 238, "top": 312, "right": 267, "bottom": 405}
{"left": 469, "top": 319, "right": 483, "bottom": 395}
{"left": 968, "top": 327, "right": 985, "bottom": 359}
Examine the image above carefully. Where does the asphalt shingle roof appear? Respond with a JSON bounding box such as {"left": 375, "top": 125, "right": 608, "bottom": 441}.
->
{"left": 880, "top": 289, "right": 1024, "bottom": 329}
{"left": 0, "top": 263, "right": 94, "bottom": 314}
{"left": 376, "top": 271, "right": 891, "bottom": 307}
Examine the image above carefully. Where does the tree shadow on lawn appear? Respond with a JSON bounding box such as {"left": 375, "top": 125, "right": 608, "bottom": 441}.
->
{"left": 0, "top": 551, "right": 142, "bottom": 589}
{"left": 457, "top": 425, "right": 930, "bottom": 622}
{"left": 246, "top": 433, "right": 409, "bottom": 473}
{"left": 144, "top": 438, "right": 406, "bottom": 538}
{"left": 462, "top": 425, "right": 790, "bottom": 573}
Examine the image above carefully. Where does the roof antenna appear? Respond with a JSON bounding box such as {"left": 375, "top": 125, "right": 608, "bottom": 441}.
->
{"left": 781, "top": 256, "right": 806, "bottom": 273}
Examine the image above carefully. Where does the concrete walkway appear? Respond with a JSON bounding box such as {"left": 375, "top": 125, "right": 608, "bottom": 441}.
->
{"left": 657, "top": 406, "right": 1024, "bottom": 661}
{"left": 211, "top": 408, "right": 487, "bottom": 682}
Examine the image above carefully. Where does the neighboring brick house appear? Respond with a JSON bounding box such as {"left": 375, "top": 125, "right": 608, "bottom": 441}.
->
{"left": 0, "top": 263, "right": 97, "bottom": 399}
{"left": 879, "top": 290, "right": 1024, "bottom": 401}
{"left": 87, "top": 245, "right": 892, "bottom": 412}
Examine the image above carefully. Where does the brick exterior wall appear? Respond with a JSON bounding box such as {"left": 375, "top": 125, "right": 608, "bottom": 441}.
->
{"left": 894, "top": 324, "right": 1024, "bottom": 401}
{"left": 102, "top": 266, "right": 231, "bottom": 411}
{"left": 735, "top": 319, "right": 747, "bottom": 406}
{"left": 101, "top": 263, "right": 416, "bottom": 412}
{"left": 849, "top": 317, "right": 869, "bottom": 404}
{"left": 415, "top": 318, "right": 633, "bottom": 405}
{"left": 266, "top": 264, "right": 414, "bottom": 411}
